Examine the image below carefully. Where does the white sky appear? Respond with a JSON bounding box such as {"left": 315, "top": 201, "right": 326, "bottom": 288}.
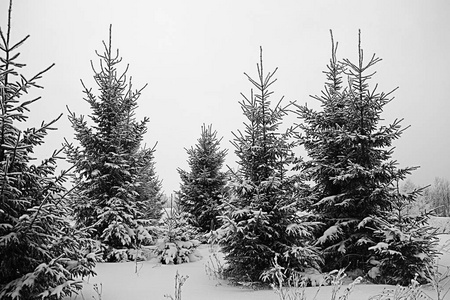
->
{"left": 2, "top": 0, "right": 450, "bottom": 195}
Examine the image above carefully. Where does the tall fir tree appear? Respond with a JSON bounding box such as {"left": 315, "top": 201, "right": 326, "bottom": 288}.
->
{"left": 295, "top": 31, "right": 438, "bottom": 284}
{"left": 64, "top": 26, "right": 155, "bottom": 261}
{"left": 177, "top": 124, "right": 228, "bottom": 232}
{"left": 0, "top": 1, "right": 95, "bottom": 298}
{"left": 219, "top": 48, "right": 321, "bottom": 283}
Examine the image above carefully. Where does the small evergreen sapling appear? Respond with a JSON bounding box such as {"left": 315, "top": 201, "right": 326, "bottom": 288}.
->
{"left": 368, "top": 184, "right": 439, "bottom": 285}
{"left": 177, "top": 124, "right": 228, "bottom": 232}
{"left": 154, "top": 201, "right": 202, "bottom": 264}
{"left": 0, "top": 1, "right": 95, "bottom": 299}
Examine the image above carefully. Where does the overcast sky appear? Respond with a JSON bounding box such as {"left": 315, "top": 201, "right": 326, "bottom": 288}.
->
{"left": 2, "top": 0, "right": 450, "bottom": 194}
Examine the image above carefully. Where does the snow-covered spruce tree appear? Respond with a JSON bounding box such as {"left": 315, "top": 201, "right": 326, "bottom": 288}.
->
{"left": 135, "top": 148, "right": 165, "bottom": 222}
{"left": 295, "top": 31, "right": 438, "bottom": 284}
{"left": 218, "top": 48, "right": 322, "bottom": 284}
{"left": 0, "top": 1, "right": 95, "bottom": 299}
{"left": 64, "top": 26, "right": 154, "bottom": 262}
{"left": 368, "top": 183, "right": 439, "bottom": 285}
{"left": 177, "top": 124, "right": 228, "bottom": 232}
{"left": 154, "top": 202, "right": 202, "bottom": 265}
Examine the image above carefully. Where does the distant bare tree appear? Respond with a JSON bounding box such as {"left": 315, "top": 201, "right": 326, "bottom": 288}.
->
{"left": 400, "top": 179, "right": 431, "bottom": 216}
{"left": 425, "top": 177, "right": 450, "bottom": 217}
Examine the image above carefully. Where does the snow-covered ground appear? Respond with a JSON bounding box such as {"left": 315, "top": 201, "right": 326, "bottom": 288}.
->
{"left": 66, "top": 234, "right": 450, "bottom": 300}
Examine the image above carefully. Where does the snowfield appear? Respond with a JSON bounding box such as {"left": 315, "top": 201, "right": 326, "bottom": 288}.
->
{"left": 66, "top": 234, "right": 450, "bottom": 300}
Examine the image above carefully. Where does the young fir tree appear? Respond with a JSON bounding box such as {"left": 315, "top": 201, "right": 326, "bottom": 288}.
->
{"left": 0, "top": 1, "right": 95, "bottom": 298}
{"left": 64, "top": 26, "right": 154, "bottom": 261}
{"left": 177, "top": 124, "right": 228, "bottom": 232}
{"left": 368, "top": 183, "right": 439, "bottom": 285}
{"left": 154, "top": 201, "right": 201, "bottom": 265}
{"left": 218, "top": 48, "right": 322, "bottom": 283}
{"left": 135, "top": 148, "right": 165, "bottom": 222}
{"left": 295, "top": 31, "right": 438, "bottom": 284}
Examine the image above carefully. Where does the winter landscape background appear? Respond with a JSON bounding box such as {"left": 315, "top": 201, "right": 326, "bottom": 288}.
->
{"left": 1, "top": 0, "right": 449, "bottom": 195}
{"left": 2, "top": 1, "right": 450, "bottom": 300}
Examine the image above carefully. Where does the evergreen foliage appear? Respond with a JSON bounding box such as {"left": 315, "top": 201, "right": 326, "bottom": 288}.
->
{"left": 64, "top": 26, "right": 156, "bottom": 261}
{"left": 154, "top": 205, "right": 201, "bottom": 265}
{"left": 177, "top": 124, "right": 228, "bottom": 232}
{"left": 0, "top": 1, "right": 95, "bottom": 298}
{"left": 368, "top": 186, "right": 439, "bottom": 285}
{"left": 219, "top": 48, "right": 322, "bottom": 283}
{"left": 295, "top": 30, "right": 438, "bottom": 284}
{"left": 136, "top": 148, "right": 165, "bottom": 222}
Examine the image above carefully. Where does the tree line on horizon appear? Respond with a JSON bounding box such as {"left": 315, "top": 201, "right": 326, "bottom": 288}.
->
{"left": 0, "top": 1, "right": 446, "bottom": 299}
